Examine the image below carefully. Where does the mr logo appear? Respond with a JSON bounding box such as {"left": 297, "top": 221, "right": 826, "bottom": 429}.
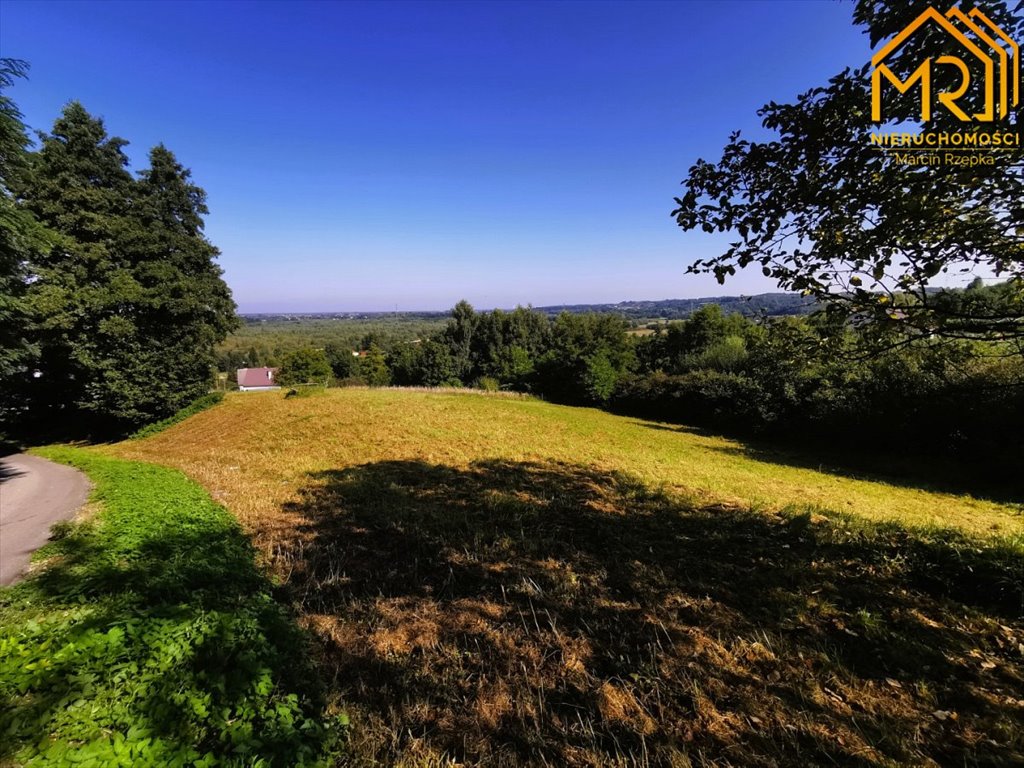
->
{"left": 871, "top": 6, "right": 1019, "bottom": 122}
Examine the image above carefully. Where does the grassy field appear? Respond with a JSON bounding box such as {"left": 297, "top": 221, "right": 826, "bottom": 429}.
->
{"left": 114, "top": 388, "right": 1022, "bottom": 539}
{"left": 107, "top": 388, "right": 1023, "bottom": 767}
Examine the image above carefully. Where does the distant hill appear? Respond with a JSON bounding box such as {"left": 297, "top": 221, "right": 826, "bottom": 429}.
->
{"left": 534, "top": 292, "right": 815, "bottom": 321}
{"left": 241, "top": 292, "right": 815, "bottom": 323}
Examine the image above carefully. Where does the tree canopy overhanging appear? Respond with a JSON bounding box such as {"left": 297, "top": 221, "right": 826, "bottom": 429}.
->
{"left": 673, "top": 0, "right": 1024, "bottom": 342}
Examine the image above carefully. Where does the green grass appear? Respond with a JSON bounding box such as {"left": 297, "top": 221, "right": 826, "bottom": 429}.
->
{"left": 0, "top": 447, "right": 342, "bottom": 767}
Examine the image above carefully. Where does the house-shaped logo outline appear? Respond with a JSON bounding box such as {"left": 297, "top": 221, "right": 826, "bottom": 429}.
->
{"left": 871, "top": 6, "right": 1019, "bottom": 122}
{"left": 966, "top": 7, "right": 1020, "bottom": 114}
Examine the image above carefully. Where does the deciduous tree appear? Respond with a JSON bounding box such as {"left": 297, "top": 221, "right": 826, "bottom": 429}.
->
{"left": 673, "top": 0, "right": 1024, "bottom": 343}
{"left": 277, "top": 347, "right": 333, "bottom": 386}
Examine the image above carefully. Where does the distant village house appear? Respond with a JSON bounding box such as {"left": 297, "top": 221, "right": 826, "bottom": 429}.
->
{"left": 237, "top": 367, "right": 280, "bottom": 391}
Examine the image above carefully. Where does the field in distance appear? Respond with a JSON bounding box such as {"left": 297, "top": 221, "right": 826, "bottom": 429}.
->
{"left": 113, "top": 388, "right": 1024, "bottom": 767}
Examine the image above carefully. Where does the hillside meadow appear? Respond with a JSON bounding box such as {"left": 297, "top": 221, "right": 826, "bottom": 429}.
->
{"left": 108, "top": 388, "right": 1024, "bottom": 767}
{"left": 114, "top": 388, "right": 1020, "bottom": 539}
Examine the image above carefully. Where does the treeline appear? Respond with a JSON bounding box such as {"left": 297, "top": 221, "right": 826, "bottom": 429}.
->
{"left": 296, "top": 289, "right": 1023, "bottom": 473}
{"left": 1, "top": 61, "right": 236, "bottom": 438}
{"left": 215, "top": 293, "right": 816, "bottom": 376}
{"left": 290, "top": 301, "right": 632, "bottom": 398}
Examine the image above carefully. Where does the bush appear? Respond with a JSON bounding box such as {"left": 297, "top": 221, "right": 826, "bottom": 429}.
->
{"left": 612, "top": 370, "right": 765, "bottom": 431}
{"left": 688, "top": 334, "right": 748, "bottom": 372}
{"left": 476, "top": 376, "right": 500, "bottom": 392}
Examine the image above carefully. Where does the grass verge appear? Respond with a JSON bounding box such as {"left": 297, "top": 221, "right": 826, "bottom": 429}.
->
{"left": 0, "top": 446, "right": 340, "bottom": 767}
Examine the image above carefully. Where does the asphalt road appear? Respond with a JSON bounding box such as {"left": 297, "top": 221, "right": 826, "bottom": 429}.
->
{"left": 0, "top": 454, "right": 90, "bottom": 586}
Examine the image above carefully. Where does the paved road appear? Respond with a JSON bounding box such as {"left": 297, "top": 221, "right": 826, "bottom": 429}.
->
{"left": 0, "top": 454, "right": 90, "bottom": 586}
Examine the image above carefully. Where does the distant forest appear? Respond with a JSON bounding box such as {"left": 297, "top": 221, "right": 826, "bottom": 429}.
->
{"left": 218, "top": 292, "right": 814, "bottom": 372}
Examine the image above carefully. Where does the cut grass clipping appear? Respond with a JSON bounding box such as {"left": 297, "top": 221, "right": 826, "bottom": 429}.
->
{"left": 0, "top": 447, "right": 342, "bottom": 767}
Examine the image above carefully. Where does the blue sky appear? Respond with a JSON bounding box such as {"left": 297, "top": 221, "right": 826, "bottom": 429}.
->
{"left": 1, "top": 0, "right": 872, "bottom": 312}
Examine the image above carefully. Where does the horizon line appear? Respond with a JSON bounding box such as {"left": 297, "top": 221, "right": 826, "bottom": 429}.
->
{"left": 235, "top": 291, "right": 807, "bottom": 316}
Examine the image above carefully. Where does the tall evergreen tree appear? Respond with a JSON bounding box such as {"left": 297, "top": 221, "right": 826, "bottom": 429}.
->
{"left": 18, "top": 102, "right": 136, "bottom": 427}
{"left": 0, "top": 60, "right": 47, "bottom": 409}
{"left": 21, "top": 103, "right": 237, "bottom": 431}
{"left": 132, "top": 144, "right": 238, "bottom": 412}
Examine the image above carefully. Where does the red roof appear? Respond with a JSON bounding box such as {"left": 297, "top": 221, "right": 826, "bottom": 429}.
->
{"left": 237, "top": 367, "right": 278, "bottom": 388}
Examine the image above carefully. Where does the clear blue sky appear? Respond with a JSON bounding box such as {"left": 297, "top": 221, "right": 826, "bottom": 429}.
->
{"left": 1, "top": 0, "right": 871, "bottom": 312}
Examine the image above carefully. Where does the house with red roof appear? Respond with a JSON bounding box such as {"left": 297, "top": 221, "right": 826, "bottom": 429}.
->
{"left": 236, "top": 367, "right": 280, "bottom": 391}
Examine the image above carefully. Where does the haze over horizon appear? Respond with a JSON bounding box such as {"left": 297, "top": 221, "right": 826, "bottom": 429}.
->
{"left": 233, "top": 290, "right": 808, "bottom": 316}
{"left": 4, "top": 0, "right": 879, "bottom": 313}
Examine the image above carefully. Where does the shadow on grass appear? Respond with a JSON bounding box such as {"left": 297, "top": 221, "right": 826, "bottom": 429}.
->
{"left": 0, "top": 454, "right": 334, "bottom": 767}
{"left": 632, "top": 420, "right": 1024, "bottom": 506}
{"left": 280, "top": 459, "right": 1024, "bottom": 768}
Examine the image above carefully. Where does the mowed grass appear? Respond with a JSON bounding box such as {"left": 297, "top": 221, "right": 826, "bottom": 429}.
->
{"left": 111, "top": 389, "right": 1024, "bottom": 767}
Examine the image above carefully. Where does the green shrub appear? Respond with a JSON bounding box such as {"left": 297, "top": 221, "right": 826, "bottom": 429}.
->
{"left": 0, "top": 448, "right": 342, "bottom": 766}
{"left": 612, "top": 370, "right": 764, "bottom": 431}
{"left": 688, "top": 334, "right": 748, "bottom": 372}
{"left": 130, "top": 392, "right": 224, "bottom": 439}
{"left": 476, "top": 376, "right": 500, "bottom": 392}
{"left": 277, "top": 348, "right": 333, "bottom": 387}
